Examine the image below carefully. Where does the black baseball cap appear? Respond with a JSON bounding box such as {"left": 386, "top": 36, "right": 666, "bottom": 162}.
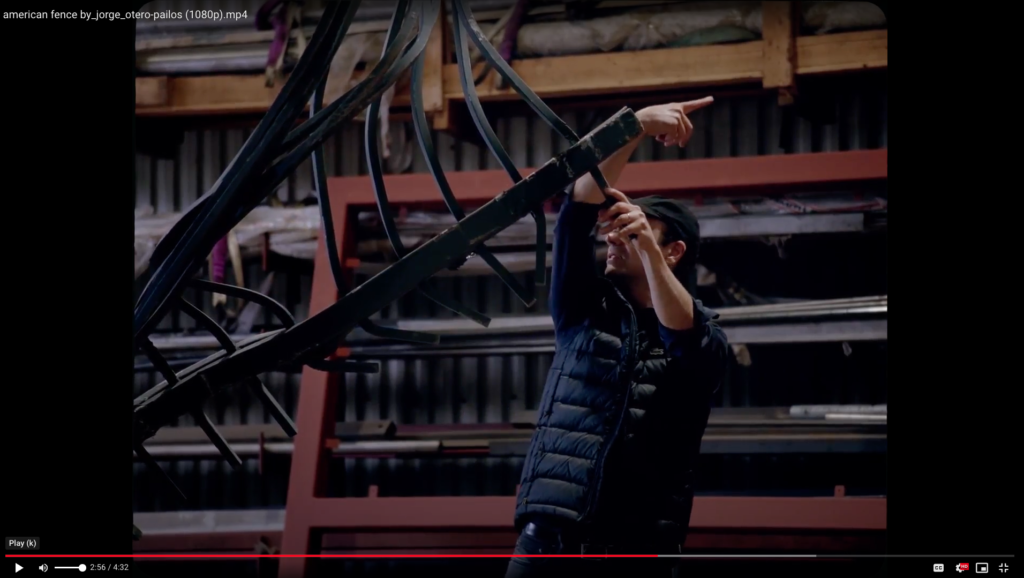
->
{"left": 632, "top": 196, "right": 700, "bottom": 260}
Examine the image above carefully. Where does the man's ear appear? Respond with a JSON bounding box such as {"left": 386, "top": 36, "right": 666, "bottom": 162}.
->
{"left": 663, "top": 241, "right": 687, "bottom": 267}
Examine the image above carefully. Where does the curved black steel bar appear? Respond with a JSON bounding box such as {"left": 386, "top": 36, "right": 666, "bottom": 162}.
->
{"left": 133, "top": 443, "right": 187, "bottom": 501}
{"left": 307, "top": 62, "right": 440, "bottom": 345}
{"left": 474, "top": 62, "right": 493, "bottom": 86}
{"left": 154, "top": 3, "right": 403, "bottom": 277}
{"left": 449, "top": 2, "right": 547, "bottom": 285}
{"left": 208, "top": 18, "right": 422, "bottom": 279}
{"left": 237, "top": 0, "right": 455, "bottom": 347}
{"left": 278, "top": 0, "right": 411, "bottom": 153}
{"left": 188, "top": 279, "right": 296, "bottom": 328}
{"left": 138, "top": 338, "right": 179, "bottom": 385}
{"left": 139, "top": 1, "right": 436, "bottom": 352}
{"left": 178, "top": 298, "right": 234, "bottom": 352}
{"left": 250, "top": 377, "right": 300, "bottom": 436}
{"left": 307, "top": 81, "right": 345, "bottom": 291}
{"left": 410, "top": 47, "right": 536, "bottom": 307}
{"left": 453, "top": 0, "right": 611, "bottom": 193}
{"left": 139, "top": 329, "right": 245, "bottom": 468}
{"left": 365, "top": 1, "right": 491, "bottom": 327}
{"left": 146, "top": 3, "right": 356, "bottom": 273}
{"left": 190, "top": 407, "right": 244, "bottom": 468}
{"left": 275, "top": 0, "right": 420, "bottom": 163}
{"left": 213, "top": 3, "right": 423, "bottom": 254}
{"left": 220, "top": 7, "right": 442, "bottom": 350}
{"left": 138, "top": 4, "right": 355, "bottom": 335}
{"left": 178, "top": 298, "right": 297, "bottom": 437}
{"left": 136, "top": 2, "right": 360, "bottom": 341}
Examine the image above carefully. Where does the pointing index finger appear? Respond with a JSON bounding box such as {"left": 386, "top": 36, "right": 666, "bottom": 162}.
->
{"left": 681, "top": 96, "right": 714, "bottom": 113}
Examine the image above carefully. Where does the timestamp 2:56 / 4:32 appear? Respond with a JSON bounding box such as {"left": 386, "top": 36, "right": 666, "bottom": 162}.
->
{"left": 89, "top": 563, "right": 131, "bottom": 571}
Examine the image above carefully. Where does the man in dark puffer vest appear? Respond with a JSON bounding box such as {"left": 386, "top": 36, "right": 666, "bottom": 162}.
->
{"left": 506, "top": 97, "right": 729, "bottom": 578}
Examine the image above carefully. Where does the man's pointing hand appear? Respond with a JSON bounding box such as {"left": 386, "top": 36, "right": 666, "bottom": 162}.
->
{"left": 636, "top": 96, "right": 714, "bottom": 147}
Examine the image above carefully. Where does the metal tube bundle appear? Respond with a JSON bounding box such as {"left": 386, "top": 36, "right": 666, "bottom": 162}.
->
{"left": 132, "top": 0, "right": 642, "bottom": 499}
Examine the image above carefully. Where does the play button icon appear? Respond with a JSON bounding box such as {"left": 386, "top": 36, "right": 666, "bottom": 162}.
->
{"left": 15, "top": 563, "right": 23, "bottom": 572}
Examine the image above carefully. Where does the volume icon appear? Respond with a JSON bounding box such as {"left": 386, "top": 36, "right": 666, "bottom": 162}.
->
{"left": 40, "top": 564, "right": 49, "bottom": 572}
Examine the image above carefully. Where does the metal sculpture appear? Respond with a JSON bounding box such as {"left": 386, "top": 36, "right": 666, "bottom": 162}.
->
{"left": 133, "top": 0, "right": 642, "bottom": 498}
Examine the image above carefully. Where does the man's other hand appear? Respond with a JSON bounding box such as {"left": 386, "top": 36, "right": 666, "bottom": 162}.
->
{"left": 598, "top": 188, "right": 658, "bottom": 252}
{"left": 636, "top": 97, "right": 714, "bottom": 147}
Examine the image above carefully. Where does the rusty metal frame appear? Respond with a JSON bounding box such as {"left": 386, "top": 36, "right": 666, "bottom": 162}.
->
{"left": 324, "top": 148, "right": 887, "bottom": 206}
{"left": 276, "top": 147, "right": 887, "bottom": 575}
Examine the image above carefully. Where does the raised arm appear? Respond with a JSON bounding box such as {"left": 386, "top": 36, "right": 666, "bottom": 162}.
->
{"left": 572, "top": 97, "right": 715, "bottom": 205}
{"left": 571, "top": 139, "right": 644, "bottom": 204}
{"left": 549, "top": 192, "right": 601, "bottom": 334}
{"left": 553, "top": 97, "right": 715, "bottom": 333}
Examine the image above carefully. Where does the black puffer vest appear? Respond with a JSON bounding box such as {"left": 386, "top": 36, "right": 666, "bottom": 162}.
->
{"left": 514, "top": 278, "right": 723, "bottom": 542}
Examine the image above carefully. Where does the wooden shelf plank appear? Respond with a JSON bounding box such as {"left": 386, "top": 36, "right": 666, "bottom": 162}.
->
{"left": 135, "top": 69, "right": 412, "bottom": 117}
{"left": 136, "top": 30, "right": 886, "bottom": 116}
{"left": 444, "top": 41, "right": 765, "bottom": 102}
{"left": 796, "top": 29, "right": 888, "bottom": 74}
{"left": 447, "top": 30, "right": 887, "bottom": 102}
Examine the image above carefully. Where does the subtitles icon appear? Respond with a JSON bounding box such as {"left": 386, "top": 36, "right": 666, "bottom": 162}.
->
{"left": 935, "top": 564, "right": 945, "bottom": 572}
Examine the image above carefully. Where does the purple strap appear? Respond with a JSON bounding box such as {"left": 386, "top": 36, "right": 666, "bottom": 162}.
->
{"left": 211, "top": 237, "right": 228, "bottom": 283}
{"left": 499, "top": 0, "right": 529, "bottom": 60}
{"left": 257, "top": 0, "right": 290, "bottom": 68}
{"left": 255, "top": 0, "right": 286, "bottom": 30}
